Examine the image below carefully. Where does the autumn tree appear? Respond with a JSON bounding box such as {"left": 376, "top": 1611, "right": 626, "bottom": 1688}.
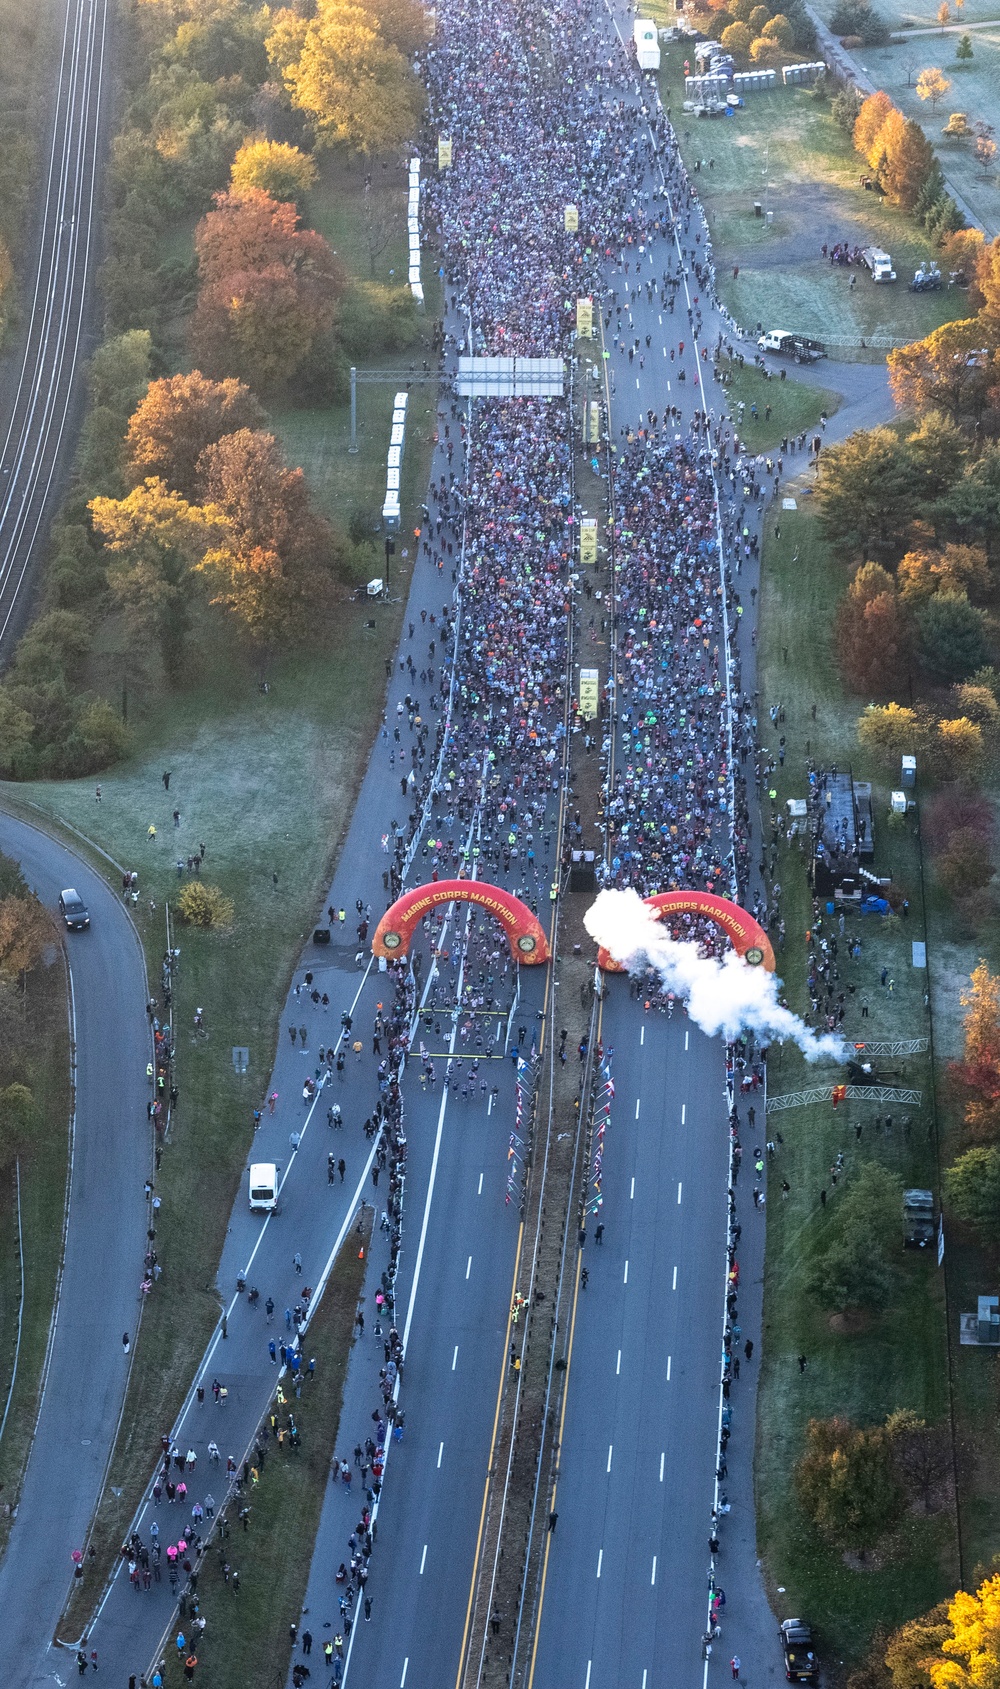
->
{"left": 795, "top": 1417, "right": 904, "bottom": 1552}
{"left": 191, "top": 188, "right": 347, "bottom": 392}
{"left": 362, "top": 0, "right": 433, "bottom": 54}
{"left": 951, "top": 962, "right": 1000, "bottom": 1141}
{"left": 230, "top": 137, "right": 317, "bottom": 203}
{"left": 89, "top": 479, "right": 225, "bottom": 677}
{"left": 0, "top": 894, "right": 55, "bottom": 981}
{"left": 885, "top": 1410, "right": 951, "bottom": 1515}
{"left": 905, "top": 410, "right": 969, "bottom": 501}
{"left": 857, "top": 702, "right": 929, "bottom": 760}
{"left": 194, "top": 429, "right": 343, "bottom": 651}
{"left": 917, "top": 67, "right": 951, "bottom": 109}
{"left": 125, "top": 371, "right": 265, "bottom": 500}
{"left": 268, "top": 0, "right": 424, "bottom": 157}
{"left": 883, "top": 1603, "right": 951, "bottom": 1688}
{"left": 816, "top": 427, "right": 921, "bottom": 554}
{"left": 936, "top": 823, "right": 993, "bottom": 898}
{"left": 975, "top": 134, "right": 998, "bottom": 177}
{"left": 882, "top": 116, "right": 937, "bottom": 210}
{"left": 837, "top": 564, "right": 913, "bottom": 695}
{"left": 889, "top": 319, "right": 1000, "bottom": 422}
{"left": 854, "top": 89, "right": 894, "bottom": 157}
{"left": 722, "top": 19, "right": 753, "bottom": 53}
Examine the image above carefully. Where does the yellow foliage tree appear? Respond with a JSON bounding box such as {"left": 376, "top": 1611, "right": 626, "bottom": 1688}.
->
{"left": 916, "top": 67, "right": 952, "bottom": 109}
{"left": 954, "top": 965, "right": 1000, "bottom": 1141}
{"left": 857, "top": 701, "right": 929, "bottom": 759}
{"left": 888, "top": 319, "right": 1000, "bottom": 421}
{"left": 269, "top": 0, "right": 424, "bottom": 155}
{"left": 867, "top": 104, "right": 906, "bottom": 173}
{"left": 884, "top": 1603, "right": 951, "bottom": 1688}
{"left": 931, "top": 1573, "right": 1000, "bottom": 1687}
{"left": 936, "top": 716, "right": 984, "bottom": 775}
{"left": 854, "top": 89, "right": 894, "bottom": 157}
{"left": 721, "top": 20, "right": 753, "bottom": 54}
{"left": 953, "top": 683, "right": 1000, "bottom": 731}
{"left": 89, "top": 478, "right": 226, "bottom": 675}
{"left": 230, "top": 138, "right": 317, "bottom": 203}
{"left": 975, "top": 235, "right": 1000, "bottom": 322}
{"left": 177, "top": 881, "right": 234, "bottom": 929}
{"left": 0, "top": 895, "right": 54, "bottom": 980}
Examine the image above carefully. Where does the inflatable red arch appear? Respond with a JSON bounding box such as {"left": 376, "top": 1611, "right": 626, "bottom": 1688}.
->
{"left": 372, "top": 879, "right": 550, "bottom": 965}
{"left": 597, "top": 890, "right": 775, "bottom": 973}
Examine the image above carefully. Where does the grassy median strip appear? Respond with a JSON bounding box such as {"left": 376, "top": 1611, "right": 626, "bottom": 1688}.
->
{"left": 0, "top": 949, "right": 71, "bottom": 1555}
{"left": 156, "top": 1208, "right": 373, "bottom": 1689}
{"left": 754, "top": 507, "right": 961, "bottom": 1663}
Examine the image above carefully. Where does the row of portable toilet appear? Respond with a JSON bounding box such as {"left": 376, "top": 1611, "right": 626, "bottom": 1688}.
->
{"left": 782, "top": 60, "right": 826, "bottom": 83}
{"left": 407, "top": 156, "right": 423, "bottom": 306}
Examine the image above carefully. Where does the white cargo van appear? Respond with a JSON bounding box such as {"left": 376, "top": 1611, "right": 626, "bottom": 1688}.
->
{"left": 249, "top": 1162, "right": 279, "bottom": 1213}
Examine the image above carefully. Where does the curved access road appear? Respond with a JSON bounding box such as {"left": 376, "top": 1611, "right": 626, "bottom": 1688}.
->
{"left": 0, "top": 810, "right": 149, "bottom": 1687}
{"left": 0, "top": 0, "right": 112, "bottom": 652}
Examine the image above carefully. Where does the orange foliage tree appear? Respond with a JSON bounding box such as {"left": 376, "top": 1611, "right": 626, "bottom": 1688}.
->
{"left": 124, "top": 371, "right": 264, "bottom": 500}
{"left": 191, "top": 189, "right": 347, "bottom": 392}
{"left": 853, "top": 89, "right": 894, "bottom": 157}
{"left": 951, "top": 962, "right": 1000, "bottom": 1141}
{"left": 195, "top": 429, "right": 344, "bottom": 648}
{"left": 835, "top": 563, "right": 913, "bottom": 695}
{"left": 888, "top": 318, "right": 1000, "bottom": 422}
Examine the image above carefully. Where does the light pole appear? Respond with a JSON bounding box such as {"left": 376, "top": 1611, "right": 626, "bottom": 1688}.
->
{"left": 349, "top": 366, "right": 359, "bottom": 454}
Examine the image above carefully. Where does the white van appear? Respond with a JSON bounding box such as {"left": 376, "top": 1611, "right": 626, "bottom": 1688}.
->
{"left": 249, "top": 1162, "right": 279, "bottom": 1213}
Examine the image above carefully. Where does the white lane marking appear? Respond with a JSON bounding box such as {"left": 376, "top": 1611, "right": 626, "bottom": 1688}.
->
{"left": 487, "top": 1091, "right": 493, "bottom": 1115}
{"left": 643, "top": 1672, "right": 648, "bottom": 1689}
{"left": 616, "top": 1349, "right": 622, "bottom": 1376}
{"left": 420, "top": 1544, "right": 427, "bottom": 1574}
{"left": 466, "top": 1255, "right": 472, "bottom": 1280}
{"left": 659, "top": 1452, "right": 665, "bottom": 1482}
{"left": 607, "top": 1444, "right": 613, "bottom": 1473}
{"left": 681, "top": 1103, "right": 686, "bottom": 1126}
{"left": 585, "top": 1663, "right": 592, "bottom": 1689}
{"left": 630, "top": 1176, "right": 635, "bottom": 1200}
{"left": 666, "top": 379, "right": 671, "bottom": 391}
{"left": 658, "top": 313, "right": 662, "bottom": 324}
{"left": 597, "top": 1548, "right": 603, "bottom": 1579}
{"left": 401, "top": 1661, "right": 409, "bottom": 1688}
{"left": 636, "top": 376, "right": 640, "bottom": 389}
{"left": 437, "top": 1442, "right": 443, "bottom": 1468}
{"left": 651, "top": 1556, "right": 657, "bottom": 1586}
{"left": 672, "top": 1265, "right": 678, "bottom": 1291}
{"left": 677, "top": 1181, "right": 683, "bottom": 1204}
{"left": 685, "top": 1030, "right": 689, "bottom": 1051}
{"left": 452, "top": 1345, "right": 458, "bottom": 1371}
{"left": 623, "top": 1260, "right": 629, "bottom": 1285}
{"left": 667, "top": 1355, "right": 672, "bottom": 1381}
{"left": 635, "top": 1098, "right": 640, "bottom": 1120}
{"left": 640, "top": 1024, "right": 644, "bottom": 1045}
{"left": 477, "top": 1172, "right": 483, "bottom": 1195}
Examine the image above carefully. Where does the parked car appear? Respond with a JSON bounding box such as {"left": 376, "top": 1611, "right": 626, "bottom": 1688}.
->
{"left": 780, "top": 1619, "right": 819, "bottom": 1682}
{"left": 58, "top": 888, "right": 90, "bottom": 930}
{"left": 903, "top": 1188, "right": 935, "bottom": 1248}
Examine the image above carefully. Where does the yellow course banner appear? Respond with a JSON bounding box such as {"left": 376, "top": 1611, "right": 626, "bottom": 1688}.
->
{"left": 580, "top": 519, "right": 598, "bottom": 565}
{"left": 576, "top": 297, "right": 593, "bottom": 337}
{"left": 579, "top": 666, "right": 600, "bottom": 720}
{"left": 582, "top": 399, "right": 600, "bottom": 444}
{"left": 438, "top": 137, "right": 453, "bottom": 169}
{"left": 564, "top": 203, "right": 579, "bottom": 232}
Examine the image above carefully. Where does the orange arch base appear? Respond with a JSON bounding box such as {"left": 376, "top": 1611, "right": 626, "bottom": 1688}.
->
{"left": 372, "top": 879, "right": 550, "bottom": 965}
{"left": 597, "top": 890, "right": 775, "bottom": 973}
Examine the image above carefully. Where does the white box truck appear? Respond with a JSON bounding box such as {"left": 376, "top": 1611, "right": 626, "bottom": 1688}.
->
{"left": 860, "top": 245, "right": 896, "bottom": 283}
{"left": 633, "top": 19, "right": 661, "bottom": 70}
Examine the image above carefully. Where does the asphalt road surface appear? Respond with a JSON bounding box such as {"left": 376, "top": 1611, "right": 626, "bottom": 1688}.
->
{"left": 0, "top": 0, "right": 111, "bottom": 652}
{"left": 0, "top": 812, "right": 149, "bottom": 1687}
{"left": 529, "top": 1004, "right": 728, "bottom": 1687}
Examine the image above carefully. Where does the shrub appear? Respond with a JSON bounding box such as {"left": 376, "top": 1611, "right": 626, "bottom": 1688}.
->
{"left": 944, "top": 1143, "right": 1000, "bottom": 1238}
{"left": 935, "top": 825, "right": 994, "bottom": 898}
{"left": 337, "top": 282, "right": 419, "bottom": 361}
{"left": 177, "top": 882, "right": 235, "bottom": 929}
{"left": 75, "top": 699, "right": 131, "bottom": 772}
{"left": 831, "top": 0, "right": 889, "bottom": 42}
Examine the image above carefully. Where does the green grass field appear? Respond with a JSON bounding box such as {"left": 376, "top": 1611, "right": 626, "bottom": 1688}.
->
{"left": 656, "top": 51, "right": 969, "bottom": 344}
{"left": 717, "top": 359, "right": 840, "bottom": 446}
{"left": 754, "top": 505, "right": 966, "bottom": 1661}
{"left": 754, "top": 478, "right": 1000, "bottom": 1655}
{"left": 0, "top": 954, "right": 70, "bottom": 1558}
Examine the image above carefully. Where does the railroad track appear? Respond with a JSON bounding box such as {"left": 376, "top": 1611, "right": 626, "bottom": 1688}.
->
{"left": 0, "top": 0, "right": 110, "bottom": 653}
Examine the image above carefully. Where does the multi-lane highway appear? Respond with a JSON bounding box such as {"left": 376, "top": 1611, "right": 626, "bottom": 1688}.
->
{"left": 0, "top": 0, "right": 109, "bottom": 651}
{"left": 0, "top": 813, "right": 148, "bottom": 1687}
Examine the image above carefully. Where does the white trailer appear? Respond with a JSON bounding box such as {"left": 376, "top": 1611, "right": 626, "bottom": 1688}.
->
{"left": 633, "top": 18, "right": 661, "bottom": 70}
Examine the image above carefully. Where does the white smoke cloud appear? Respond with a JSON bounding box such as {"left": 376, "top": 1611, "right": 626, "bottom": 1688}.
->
{"left": 584, "top": 888, "right": 847, "bottom": 1062}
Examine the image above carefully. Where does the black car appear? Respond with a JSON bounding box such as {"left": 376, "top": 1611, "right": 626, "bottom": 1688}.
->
{"left": 58, "top": 888, "right": 90, "bottom": 930}
{"left": 780, "top": 1619, "right": 818, "bottom": 1682}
